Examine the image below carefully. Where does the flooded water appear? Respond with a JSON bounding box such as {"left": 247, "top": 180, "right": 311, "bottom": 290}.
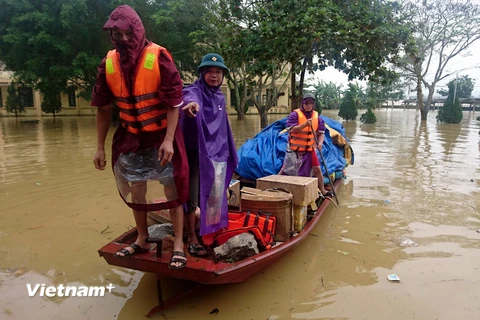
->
{"left": 1, "top": 109, "right": 479, "bottom": 320}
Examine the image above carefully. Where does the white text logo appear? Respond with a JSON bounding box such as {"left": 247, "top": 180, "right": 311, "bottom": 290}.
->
{"left": 26, "top": 284, "right": 115, "bottom": 297}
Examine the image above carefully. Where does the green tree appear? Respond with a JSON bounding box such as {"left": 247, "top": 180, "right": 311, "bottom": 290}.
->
{"left": 360, "top": 108, "right": 377, "bottom": 124}
{"left": 0, "top": 0, "right": 114, "bottom": 101}
{"left": 39, "top": 80, "right": 62, "bottom": 118}
{"left": 149, "top": 0, "right": 213, "bottom": 77}
{"left": 339, "top": 83, "right": 362, "bottom": 120}
{"left": 365, "top": 76, "right": 406, "bottom": 109}
{"left": 197, "top": 0, "right": 409, "bottom": 126}
{"left": 5, "top": 81, "right": 24, "bottom": 117}
{"left": 310, "top": 81, "right": 343, "bottom": 110}
{"left": 191, "top": 0, "right": 290, "bottom": 125}
{"left": 437, "top": 89, "right": 463, "bottom": 124}
{"left": 396, "top": 0, "right": 480, "bottom": 121}
{"left": 255, "top": 0, "right": 409, "bottom": 111}
{"left": 437, "top": 75, "right": 475, "bottom": 99}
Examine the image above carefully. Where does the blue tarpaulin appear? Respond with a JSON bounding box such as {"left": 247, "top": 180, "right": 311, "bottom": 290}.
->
{"left": 236, "top": 116, "right": 353, "bottom": 181}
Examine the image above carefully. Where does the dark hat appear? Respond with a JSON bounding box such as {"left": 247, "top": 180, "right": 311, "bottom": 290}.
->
{"left": 103, "top": 6, "right": 131, "bottom": 30}
{"left": 197, "top": 53, "right": 229, "bottom": 73}
{"left": 303, "top": 92, "right": 316, "bottom": 100}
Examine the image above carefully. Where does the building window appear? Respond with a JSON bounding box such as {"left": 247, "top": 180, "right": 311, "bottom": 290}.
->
{"left": 18, "top": 87, "right": 34, "bottom": 107}
{"left": 67, "top": 87, "right": 76, "bottom": 107}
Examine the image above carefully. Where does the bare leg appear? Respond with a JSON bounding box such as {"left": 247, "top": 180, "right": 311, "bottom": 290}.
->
{"left": 185, "top": 207, "right": 207, "bottom": 256}
{"left": 165, "top": 185, "right": 187, "bottom": 267}
{"left": 132, "top": 210, "right": 149, "bottom": 246}
{"left": 312, "top": 166, "right": 328, "bottom": 195}
{"left": 116, "top": 182, "right": 150, "bottom": 256}
{"left": 185, "top": 208, "right": 198, "bottom": 243}
{"left": 184, "top": 149, "right": 206, "bottom": 256}
{"left": 169, "top": 204, "right": 186, "bottom": 267}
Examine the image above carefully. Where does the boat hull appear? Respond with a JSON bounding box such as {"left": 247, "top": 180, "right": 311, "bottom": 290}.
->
{"left": 98, "top": 179, "right": 341, "bottom": 285}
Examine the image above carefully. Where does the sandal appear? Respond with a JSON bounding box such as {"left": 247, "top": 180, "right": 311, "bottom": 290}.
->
{"left": 169, "top": 251, "right": 187, "bottom": 269}
{"left": 188, "top": 243, "right": 207, "bottom": 257}
{"left": 115, "top": 243, "right": 149, "bottom": 258}
{"left": 320, "top": 191, "right": 334, "bottom": 198}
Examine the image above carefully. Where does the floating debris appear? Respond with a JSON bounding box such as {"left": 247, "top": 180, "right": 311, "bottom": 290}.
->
{"left": 209, "top": 308, "right": 219, "bottom": 314}
{"left": 399, "top": 238, "right": 418, "bottom": 247}
{"left": 387, "top": 274, "right": 400, "bottom": 282}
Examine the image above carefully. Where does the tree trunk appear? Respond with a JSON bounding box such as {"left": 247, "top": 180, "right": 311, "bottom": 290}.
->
{"left": 289, "top": 60, "right": 301, "bottom": 112}
{"left": 260, "top": 107, "right": 268, "bottom": 129}
{"left": 237, "top": 110, "right": 244, "bottom": 121}
{"left": 423, "top": 87, "right": 434, "bottom": 121}
{"left": 417, "top": 78, "right": 427, "bottom": 121}
{"left": 235, "top": 83, "right": 244, "bottom": 121}
{"left": 298, "top": 57, "right": 308, "bottom": 100}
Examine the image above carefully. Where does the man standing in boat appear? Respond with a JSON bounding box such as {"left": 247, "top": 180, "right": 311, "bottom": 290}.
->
{"left": 281, "top": 93, "right": 333, "bottom": 198}
{"left": 181, "top": 54, "right": 238, "bottom": 253}
{"left": 92, "top": 5, "right": 189, "bottom": 269}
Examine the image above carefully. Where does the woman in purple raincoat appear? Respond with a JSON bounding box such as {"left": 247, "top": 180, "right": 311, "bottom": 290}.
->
{"left": 181, "top": 53, "right": 238, "bottom": 256}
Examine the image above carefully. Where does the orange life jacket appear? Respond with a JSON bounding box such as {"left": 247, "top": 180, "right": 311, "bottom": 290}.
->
{"left": 202, "top": 211, "right": 276, "bottom": 251}
{"left": 105, "top": 43, "right": 171, "bottom": 134}
{"left": 289, "top": 109, "right": 318, "bottom": 152}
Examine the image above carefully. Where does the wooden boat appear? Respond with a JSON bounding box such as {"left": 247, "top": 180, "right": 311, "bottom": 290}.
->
{"left": 98, "top": 179, "right": 341, "bottom": 316}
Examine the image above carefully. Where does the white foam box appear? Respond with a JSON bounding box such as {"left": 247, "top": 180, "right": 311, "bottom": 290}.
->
{"left": 256, "top": 175, "right": 318, "bottom": 206}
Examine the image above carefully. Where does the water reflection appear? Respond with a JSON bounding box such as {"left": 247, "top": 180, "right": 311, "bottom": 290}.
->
{"left": 343, "top": 120, "right": 357, "bottom": 141}
{"left": 0, "top": 110, "right": 479, "bottom": 320}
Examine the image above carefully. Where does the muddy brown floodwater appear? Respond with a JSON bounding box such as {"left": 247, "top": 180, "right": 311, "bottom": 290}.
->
{"left": 0, "top": 109, "right": 479, "bottom": 320}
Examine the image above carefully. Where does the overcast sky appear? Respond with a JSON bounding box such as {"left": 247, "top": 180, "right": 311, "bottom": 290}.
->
{"left": 310, "top": 40, "right": 480, "bottom": 98}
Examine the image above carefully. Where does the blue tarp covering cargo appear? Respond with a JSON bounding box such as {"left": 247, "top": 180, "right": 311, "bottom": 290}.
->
{"left": 236, "top": 116, "right": 354, "bottom": 182}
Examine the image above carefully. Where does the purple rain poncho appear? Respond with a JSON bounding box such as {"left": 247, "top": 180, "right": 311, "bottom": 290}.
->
{"left": 181, "top": 78, "right": 238, "bottom": 235}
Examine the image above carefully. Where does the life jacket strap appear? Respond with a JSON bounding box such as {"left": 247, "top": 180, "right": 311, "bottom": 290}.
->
{"left": 115, "top": 92, "right": 159, "bottom": 104}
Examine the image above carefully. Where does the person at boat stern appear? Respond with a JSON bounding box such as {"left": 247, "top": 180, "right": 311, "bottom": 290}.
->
{"left": 281, "top": 92, "right": 333, "bottom": 198}
{"left": 92, "top": 5, "right": 189, "bottom": 269}
{"left": 181, "top": 53, "right": 238, "bottom": 254}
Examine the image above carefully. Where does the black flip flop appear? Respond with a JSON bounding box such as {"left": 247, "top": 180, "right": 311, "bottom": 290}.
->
{"left": 169, "top": 251, "right": 187, "bottom": 269}
{"left": 188, "top": 243, "right": 208, "bottom": 257}
{"left": 115, "top": 243, "right": 149, "bottom": 258}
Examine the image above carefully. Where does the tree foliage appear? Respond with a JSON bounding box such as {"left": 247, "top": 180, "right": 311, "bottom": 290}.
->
{"left": 39, "top": 81, "right": 62, "bottom": 117}
{"left": 0, "top": 0, "right": 114, "bottom": 101}
{"left": 360, "top": 108, "right": 377, "bottom": 124}
{"left": 309, "top": 81, "right": 343, "bottom": 110}
{"left": 194, "top": 0, "right": 409, "bottom": 126}
{"left": 1, "top": 0, "right": 410, "bottom": 127}
{"left": 365, "top": 76, "right": 406, "bottom": 108}
{"left": 437, "top": 89, "right": 463, "bottom": 124}
{"left": 396, "top": 0, "right": 480, "bottom": 121}
{"left": 338, "top": 83, "right": 362, "bottom": 120}
{"left": 149, "top": 0, "right": 213, "bottom": 79}
{"left": 255, "top": 0, "right": 409, "bottom": 111}
{"left": 437, "top": 75, "right": 475, "bottom": 98}
{"left": 5, "top": 81, "right": 24, "bottom": 117}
